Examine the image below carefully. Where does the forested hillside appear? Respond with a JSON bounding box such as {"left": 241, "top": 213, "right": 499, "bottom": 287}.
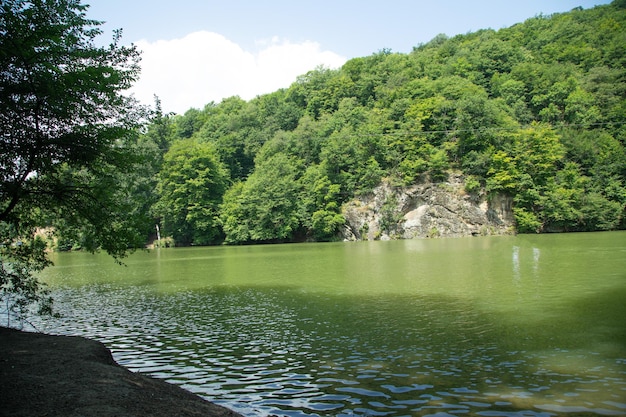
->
{"left": 126, "top": 1, "right": 626, "bottom": 246}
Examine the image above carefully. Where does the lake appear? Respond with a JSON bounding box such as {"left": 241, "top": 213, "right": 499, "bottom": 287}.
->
{"left": 36, "top": 232, "right": 626, "bottom": 416}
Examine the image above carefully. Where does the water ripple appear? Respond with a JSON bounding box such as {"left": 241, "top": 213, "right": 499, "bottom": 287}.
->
{"left": 33, "top": 284, "right": 626, "bottom": 417}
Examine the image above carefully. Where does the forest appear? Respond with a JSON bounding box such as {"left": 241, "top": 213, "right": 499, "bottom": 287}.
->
{"left": 81, "top": 1, "right": 626, "bottom": 246}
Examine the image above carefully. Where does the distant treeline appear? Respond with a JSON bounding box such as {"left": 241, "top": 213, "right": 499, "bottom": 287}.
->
{"left": 65, "top": 1, "right": 626, "bottom": 247}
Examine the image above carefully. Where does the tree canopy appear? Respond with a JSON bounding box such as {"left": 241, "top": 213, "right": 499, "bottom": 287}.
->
{"left": 134, "top": 1, "right": 625, "bottom": 245}
{"left": 0, "top": 0, "right": 146, "bottom": 325}
{"left": 155, "top": 139, "right": 228, "bottom": 245}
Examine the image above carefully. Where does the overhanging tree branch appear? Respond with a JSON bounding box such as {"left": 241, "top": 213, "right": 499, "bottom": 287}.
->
{"left": 1, "top": 0, "right": 148, "bottom": 326}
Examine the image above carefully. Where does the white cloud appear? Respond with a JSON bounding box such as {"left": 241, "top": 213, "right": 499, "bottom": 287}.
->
{"left": 132, "top": 31, "right": 347, "bottom": 114}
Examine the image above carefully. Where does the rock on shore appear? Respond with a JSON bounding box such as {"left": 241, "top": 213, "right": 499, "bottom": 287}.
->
{"left": 0, "top": 327, "right": 243, "bottom": 417}
{"left": 342, "top": 174, "right": 514, "bottom": 240}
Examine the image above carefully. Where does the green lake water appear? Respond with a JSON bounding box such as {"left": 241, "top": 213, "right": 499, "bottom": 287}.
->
{"left": 36, "top": 232, "right": 626, "bottom": 416}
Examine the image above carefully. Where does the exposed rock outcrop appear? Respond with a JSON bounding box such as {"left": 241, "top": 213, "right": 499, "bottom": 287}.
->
{"left": 341, "top": 174, "right": 514, "bottom": 241}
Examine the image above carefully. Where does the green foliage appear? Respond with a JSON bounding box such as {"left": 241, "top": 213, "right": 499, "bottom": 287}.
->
{"left": 379, "top": 193, "right": 403, "bottom": 236}
{"left": 298, "top": 164, "right": 346, "bottom": 240}
{"left": 513, "top": 123, "right": 565, "bottom": 186}
{"left": 486, "top": 151, "right": 519, "bottom": 194}
{"left": 0, "top": 226, "right": 55, "bottom": 328}
{"left": 310, "top": 210, "right": 345, "bottom": 241}
{"left": 536, "top": 162, "right": 624, "bottom": 232}
{"left": 1, "top": 0, "right": 146, "bottom": 325}
{"left": 220, "top": 154, "right": 302, "bottom": 243}
{"left": 513, "top": 208, "right": 542, "bottom": 233}
{"left": 138, "top": 1, "right": 626, "bottom": 243}
{"left": 155, "top": 139, "right": 228, "bottom": 245}
{"left": 464, "top": 175, "right": 482, "bottom": 194}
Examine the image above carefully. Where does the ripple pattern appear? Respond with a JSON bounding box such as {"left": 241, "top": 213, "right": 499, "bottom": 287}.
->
{"left": 35, "top": 285, "right": 626, "bottom": 417}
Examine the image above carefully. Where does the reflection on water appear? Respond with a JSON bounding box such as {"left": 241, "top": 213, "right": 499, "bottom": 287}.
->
{"left": 512, "top": 246, "right": 541, "bottom": 282}
{"left": 36, "top": 232, "right": 626, "bottom": 416}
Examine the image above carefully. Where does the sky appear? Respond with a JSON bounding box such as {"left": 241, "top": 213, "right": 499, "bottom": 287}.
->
{"left": 84, "top": 0, "right": 611, "bottom": 114}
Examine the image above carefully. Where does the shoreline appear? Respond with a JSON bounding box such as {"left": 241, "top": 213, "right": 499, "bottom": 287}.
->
{"left": 0, "top": 327, "right": 244, "bottom": 417}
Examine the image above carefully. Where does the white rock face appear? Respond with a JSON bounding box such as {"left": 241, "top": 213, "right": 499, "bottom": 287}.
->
{"left": 341, "top": 174, "right": 514, "bottom": 241}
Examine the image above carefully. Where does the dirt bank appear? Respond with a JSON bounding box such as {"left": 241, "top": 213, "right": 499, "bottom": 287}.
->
{"left": 0, "top": 327, "right": 243, "bottom": 417}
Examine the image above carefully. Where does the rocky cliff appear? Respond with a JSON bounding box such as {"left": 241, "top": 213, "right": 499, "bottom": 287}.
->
{"left": 341, "top": 174, "right": 515, "bottom": 241}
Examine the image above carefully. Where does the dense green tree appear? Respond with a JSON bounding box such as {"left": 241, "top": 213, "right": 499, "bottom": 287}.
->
{"left": 155, "top": 139, "right": 228, "bottom": 245}
{"left": 122, "top": 99, "right": 176, "bottom": 243}
{"left": 194, "top": 96, "right": 281, "bottom": 181}
{"left": 287, "top": 66, "right": 340, "bottom": 119}
{"left": 298, "top": 163, "right": 345, "bottom": 240}
{"left": 220, "top": 154, "right": 302, "bottom": 243}
{"left": 195, "top": 98, "right": 249, "bottom": 180}
{"left": 174, "top": 108, "right": 205, "bottom": 139}
{"left": 0, "top": 0, "right": 146, "bottom": 324}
